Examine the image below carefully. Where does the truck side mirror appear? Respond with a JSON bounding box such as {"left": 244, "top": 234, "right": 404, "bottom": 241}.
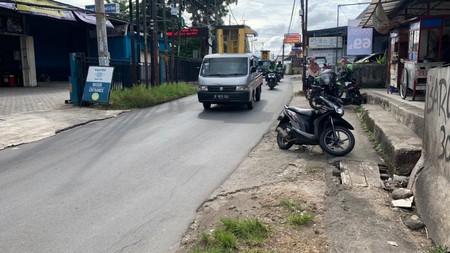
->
{"left": 250, "top": 66, "right": 257, "bottom": 73}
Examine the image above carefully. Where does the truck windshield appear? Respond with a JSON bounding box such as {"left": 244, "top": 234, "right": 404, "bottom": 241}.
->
{"left": 200, "top": 57, "right": 248, "bottom": 77}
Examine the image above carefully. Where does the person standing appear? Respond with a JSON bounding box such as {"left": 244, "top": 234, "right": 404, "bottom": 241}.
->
{"left": 305, "top": 57, "right": 320, "bottom": 90}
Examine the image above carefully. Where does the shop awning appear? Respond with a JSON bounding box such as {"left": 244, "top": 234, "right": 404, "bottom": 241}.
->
{"left": 1, "top": 0, "right": 115, "bottom": 28}
{"left": 360, "top": 0, "right": 450, "bottom": 31}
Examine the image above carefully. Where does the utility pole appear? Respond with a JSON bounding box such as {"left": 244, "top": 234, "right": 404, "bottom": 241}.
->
{"left": 176, "top": 0, "right": 181, "bottom": 83}
{"left": 300, "top": 0, "right": 306, "bottom": 89}
{"left": 170, "top": 2, "right": 176, "bottom": 83}
{"left": 152, "top": 0, "right": 159, "bottom": 85}
{"left": 143, "top": 0, "right": 149, "bottom": 87}
{"left": 129, "top": 0, "right": 137, "bottom": 84}
{"left": 162, "top": 0, "right": 169, "bottom": 84}
{"left": 95, "top": 0, "right": 110, "bottom": 66}
{"left": 136, "top": 0, "right": 141, "bottom": 83}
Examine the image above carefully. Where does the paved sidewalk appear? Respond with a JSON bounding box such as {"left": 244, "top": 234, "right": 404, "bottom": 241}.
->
{"left": 0, "top": 83, "right": 125, "bottom": 150}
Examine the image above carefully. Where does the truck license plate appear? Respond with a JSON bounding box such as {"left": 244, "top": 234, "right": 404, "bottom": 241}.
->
{"left": 214, "top": 94, "right": 229, "bottom": 99}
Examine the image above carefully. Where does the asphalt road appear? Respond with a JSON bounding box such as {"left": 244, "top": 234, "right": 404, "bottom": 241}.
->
{"left": 0, "top": 80, "right": 292, "bottom": 253}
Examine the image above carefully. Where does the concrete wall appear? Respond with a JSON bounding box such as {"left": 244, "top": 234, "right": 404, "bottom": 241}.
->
{"left": 352, "top": 63, "right": 387, "bottom": 88}
{"left": 414, "top": 66, "right": 450, "bottom": 247}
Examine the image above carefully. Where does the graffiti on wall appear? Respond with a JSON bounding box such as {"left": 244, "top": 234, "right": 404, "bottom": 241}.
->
{"left": 426, "top": 68, "right": 450, "bottom": 161}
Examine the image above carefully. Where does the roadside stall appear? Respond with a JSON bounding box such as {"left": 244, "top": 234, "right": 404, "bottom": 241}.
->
{"left": 389, "top": 16, "right": 450, "bottom": 100}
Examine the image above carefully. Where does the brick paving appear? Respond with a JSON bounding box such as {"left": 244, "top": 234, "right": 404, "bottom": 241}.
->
{"left": 0, "top": 83, "right": 71, "bottom": 115}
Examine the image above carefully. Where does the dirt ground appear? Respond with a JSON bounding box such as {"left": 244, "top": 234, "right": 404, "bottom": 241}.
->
{"left": 176, "top": 98, "right": 433, "bottom": 253}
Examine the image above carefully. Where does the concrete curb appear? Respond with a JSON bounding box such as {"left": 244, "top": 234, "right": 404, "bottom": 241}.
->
{"left": 362, "top": 92, "right": 423, "bottom": 176}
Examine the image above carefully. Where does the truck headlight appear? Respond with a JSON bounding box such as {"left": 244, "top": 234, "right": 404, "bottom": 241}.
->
{"left": 236, "top": 85, "right": 249, "bottom": 91}
{"left": 198, "top": 85, "right": 208, "bottom": 91}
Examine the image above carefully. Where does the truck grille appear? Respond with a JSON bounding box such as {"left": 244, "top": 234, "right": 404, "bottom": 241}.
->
{"left": 208, "top": 86, "right": 236, "bottom": 92}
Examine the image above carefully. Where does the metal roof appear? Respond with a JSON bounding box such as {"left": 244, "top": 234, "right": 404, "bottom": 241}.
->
{"left": 360, "top": 0, "right": 450, "bottom": 28}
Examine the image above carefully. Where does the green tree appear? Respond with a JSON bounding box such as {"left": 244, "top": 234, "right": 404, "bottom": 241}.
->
{"left": 168, "top": 0, "right": 238, "bottom": 27}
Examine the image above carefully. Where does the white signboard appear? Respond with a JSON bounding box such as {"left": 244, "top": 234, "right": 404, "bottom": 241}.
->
{"left": 309, "top": 37, "right": 343, "bottom": 49}
{"left": 82, "top": 66, "right": 114, "bottom": 104}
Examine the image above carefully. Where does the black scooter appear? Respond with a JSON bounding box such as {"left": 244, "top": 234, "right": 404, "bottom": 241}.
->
{"left": 276, "top": 95, "right": 355, "bottom": 156}
{"left": 265, "top": 71, "right": 278, "bottom": 90}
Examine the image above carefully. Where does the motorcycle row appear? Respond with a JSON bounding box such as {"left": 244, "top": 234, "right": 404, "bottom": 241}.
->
{"left": 275, "top": 66, "right": 366, "bottom": 157}
{"left": 264, "top": 65, "right": 284, "bottom": 90}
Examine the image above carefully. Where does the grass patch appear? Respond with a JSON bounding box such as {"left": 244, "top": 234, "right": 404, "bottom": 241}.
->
{"left": 426, "top": 245, "right": 449, "bottom": 253}
{"left": 195, "top": 218, "right": 271, "bottom": 252}
{"left": 294, "top": 90, "right": 304, "bottom": 97}
{"left": 288, "top": 213, "right": 314, "bottom": 226}
{"left": 306, "top": 167, "right": 323, "bottom": 174}
{"left": 280, "top": 199, "right": 300, "bottom": 212}
{"left": 104, "top": 83, "right": 197, "bottom": 109}
{"left": 279, "top": 199, "right": 315, "bottom": 226}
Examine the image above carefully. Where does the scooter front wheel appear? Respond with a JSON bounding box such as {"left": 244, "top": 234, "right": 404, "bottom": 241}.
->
{"left": 319, "top": 126, "right": 355, "bottom": 156}
{"left": 277, "top": 123, "right": 294, "bottom": 150}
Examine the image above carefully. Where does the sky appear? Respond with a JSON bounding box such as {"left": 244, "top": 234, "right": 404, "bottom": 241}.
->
{"left": 58, "top": 0, "right": 370, "bottom": 58}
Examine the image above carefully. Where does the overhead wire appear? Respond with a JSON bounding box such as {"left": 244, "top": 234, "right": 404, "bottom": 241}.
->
{"left": 274, "top": 0, "right": 297, "bottom": 58}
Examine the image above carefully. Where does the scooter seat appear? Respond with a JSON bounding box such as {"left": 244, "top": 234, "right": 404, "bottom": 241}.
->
{"left": 287, "top": 106, "right": 316, "bottom": 117}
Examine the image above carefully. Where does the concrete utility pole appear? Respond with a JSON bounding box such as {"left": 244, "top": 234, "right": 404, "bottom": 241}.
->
{"left": 129, "top": 0, "right": 137, "bottom": 84}
{"left": 95, "top": 0, "right": 110, "bottom": 66}
{"left": 152, "top": 0, "right": 159, "bottom": 85}
{"left": 143, "top": 0, "right": 149, "bottom": 87}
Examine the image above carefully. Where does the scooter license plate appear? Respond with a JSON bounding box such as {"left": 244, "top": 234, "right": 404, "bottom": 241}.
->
{"left": 214, "top": 94, "right": 229, "bottom": 100}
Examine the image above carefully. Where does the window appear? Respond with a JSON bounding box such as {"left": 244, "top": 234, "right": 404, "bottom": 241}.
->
{"left": 200, "top": 57, "right": 248, "bottom": 77}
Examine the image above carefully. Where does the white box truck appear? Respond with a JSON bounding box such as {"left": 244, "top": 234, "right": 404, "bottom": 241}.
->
{"left": 197, "top": 53, "right": 263, "bottom": 110}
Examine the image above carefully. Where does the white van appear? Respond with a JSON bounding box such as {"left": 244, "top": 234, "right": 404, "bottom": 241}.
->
{"left": 197, "top": 53, "right": 263, "bottom": 110}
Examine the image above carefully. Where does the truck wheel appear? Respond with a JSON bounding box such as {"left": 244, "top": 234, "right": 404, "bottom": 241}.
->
{"left": 255, "top": 86, "right": 261, "bottom": 101}
{"left": 203, "top": 102, "right": 211, "bottom": 110}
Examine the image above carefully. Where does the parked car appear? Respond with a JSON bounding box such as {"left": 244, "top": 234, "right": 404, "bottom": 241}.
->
{"left": 354, "top": 52, "right": 385, "bottom": 63}
{"left": 342, "top": 55, "right": 368, "bottom": 63}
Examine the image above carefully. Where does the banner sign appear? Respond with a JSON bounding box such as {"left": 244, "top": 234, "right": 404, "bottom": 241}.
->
{"left": 373, "top": 3, "right": 395, "bottom": 34}
{"left": 284, "top": 33, "right": 301, "bottom": 44}
{"left": 309, "top": 37, "right": 342, "bottom": 49}
{"left": 167, "top": 28, "right": 209, "bottom": 38}
{"left": 17, "top": 0, "right": 76, "bottom": 21}
{"left": 85, "top": 3, "right": 120, "bottom": 14}
{"left": 0, "top": 3, "right": 15, "bottom": 10}
{"left": 82, "top": 66, "right": 114, "bottom": 104}
{"left": 347, "top": 19, "right": 373, "bottom": 55}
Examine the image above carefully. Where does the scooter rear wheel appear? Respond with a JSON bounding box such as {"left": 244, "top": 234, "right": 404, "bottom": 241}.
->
{"left": 319, "top": 126, "right": 355, "bottom": 156}
{"left": 277, "top": 123, "right": 294, "bottom": 150}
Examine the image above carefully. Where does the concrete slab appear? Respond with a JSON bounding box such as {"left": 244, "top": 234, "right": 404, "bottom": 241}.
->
{"left": 361, "top": 104, "right": 422, "bottom": 176}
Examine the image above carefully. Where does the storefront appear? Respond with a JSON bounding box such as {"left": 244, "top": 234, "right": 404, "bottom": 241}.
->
{"left": 388, "top": 16, "right": 450, "bottom": 100}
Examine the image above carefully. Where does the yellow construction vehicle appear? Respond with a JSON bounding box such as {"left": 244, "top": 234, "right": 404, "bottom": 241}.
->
{"left": 260, "top": 50, "right": 270, "bottom": 61}
{"left": 216, "top": 25, "right": 257, "bottom": 54}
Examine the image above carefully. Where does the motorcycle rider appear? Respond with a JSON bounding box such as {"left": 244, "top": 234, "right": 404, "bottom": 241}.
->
{"left": 276, "top": 61, "right": 284, "bottom": 79}
{"left": 306, "top": 57, "right": 320, "bottom": 90}
{"left": 266, "top": 61, "right": 277, "bottom": 82}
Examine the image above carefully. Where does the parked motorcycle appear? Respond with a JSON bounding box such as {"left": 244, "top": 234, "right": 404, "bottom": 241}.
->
{"left": 276, "top": 95, "right": 355, "bottom": 156}
{"left": 337, "top": 69, "right": 366, "bottom": 106}
{"left": 308, "top": 69, "right": 365, "bottom": 109}
{"left": 265, "top": 71, "right": 278, "bottom": 90}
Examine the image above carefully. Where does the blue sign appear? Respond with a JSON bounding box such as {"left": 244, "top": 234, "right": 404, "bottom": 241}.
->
{"left": 82, "top": 66, "right": 114, "bottom": 104}
{"left": 347, "top": 19, "right": 373, "bottom": 55}
{"left": 85, "top": 3, "right": 120, "bottom": 14}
